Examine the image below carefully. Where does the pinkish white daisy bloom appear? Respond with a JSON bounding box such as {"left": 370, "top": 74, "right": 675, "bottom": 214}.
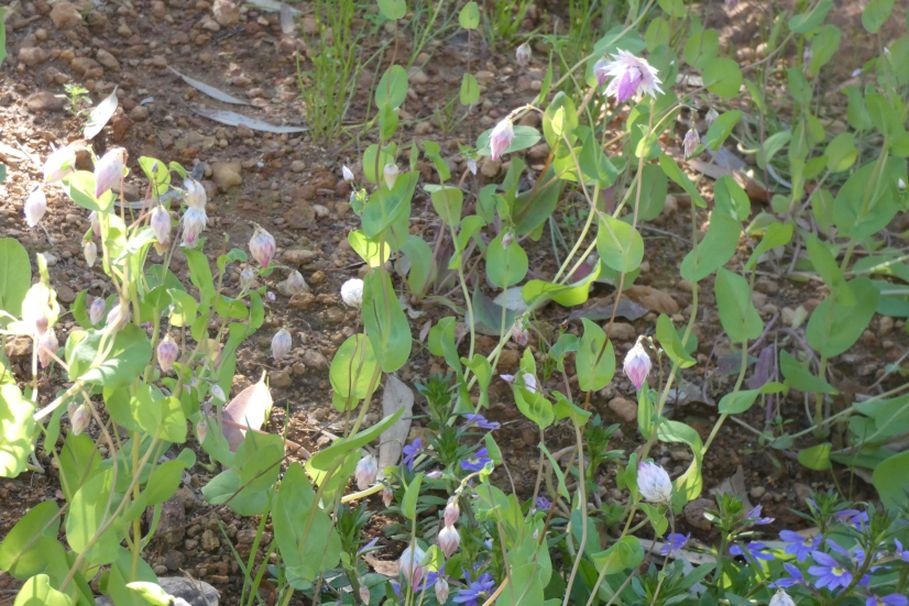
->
{"left": 595, "top": 50, "right": 663, "bottom": 103}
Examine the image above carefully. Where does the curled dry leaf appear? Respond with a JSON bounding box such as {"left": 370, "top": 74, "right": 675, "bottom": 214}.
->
{"left": 191, "top": 105, "right": 307, "bottom": 134}
{"left": 378, "top": 374, "right": 414, "bottom": 475}
{"left": 168, "top": 66, "right": 251, "bottom": 106}
{"left": 221, "top": 371, "right": 273, "bottom": 450}
{"left": 84, "top": 87, "right": 119, "bottom": 140}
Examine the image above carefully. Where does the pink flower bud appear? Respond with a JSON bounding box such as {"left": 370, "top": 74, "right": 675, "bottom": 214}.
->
{"left": 106, "top": 301, "right": 130, "bottom": 333}
{"left": 683, "top": 128, "right": 700, "bottom": 159}
{"left": 71, "top": 404, "right": 91, "bottom": 435}
{"left": 383, "top": 163, "right": 400, "bottom": 189}
{"left": 398, "top": 544, "right": 426, "bottom": 589}
{"left": 355, "top": 453, "right": 378, "bottom": 490}
{"left": 181, "top": 207, "right": 207, "bottom": 247}
{"left": 489, "top": 117, "right": 514, "bottom": 161}
{"left": 20, "top": 283, "right": 51, "bottom": 336}
{"left": 157, "top": 334, "right": 179, "bottom": 373}
{"left": 43, "top": 145, "right": 76, "bottom": 183}
{"left": 515, "top": 42, "right": 531, "bottom": 66}
{"left": 89, "top": 298, "right": 105, "bottom": 325}
{"left": 184, "top": 178, "right": 207, "bottom": 210}
{"left": 340, "top": 278, "right": 364, "bottom": 308}
{"left": 271, "top": 327, "right": 292, "bottom": 362}
{"left": 382, "top": 487, "right": 394, "bottom": 507}
{"left": 37, "top": 329, "right": 58, "bottom": 368}
{"left": 623, "top": 339, "right": 651, "bottom": 391}
{"left": 443, "top": 497, "right": 460, "bottom": 527}
{"left": 249, "top": 225, "right": 277, "bottom": 268}
{"left": 437, "top": 525, "right": 460, "bottom": 559}
{"left": 24, "top": 188, "right": 47, "bottom": 228}
{"left": 435, "top": 577, "right": 449, "bottom": 603}
{"left": 83, "top": 241, "right": 97, "bottom": 268}
{"left": 637, "top": 461, "right": 672, "bottom": 504}
{"left": 94, "top": 147, "right": 127, "bottom": 198}
{"left": 150, "top": 206, "right": 171, "bottom": 245}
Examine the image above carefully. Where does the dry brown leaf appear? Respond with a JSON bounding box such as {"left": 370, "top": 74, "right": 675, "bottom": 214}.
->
{"left": 378, "top": 375, "right": 414, "bottom": 476}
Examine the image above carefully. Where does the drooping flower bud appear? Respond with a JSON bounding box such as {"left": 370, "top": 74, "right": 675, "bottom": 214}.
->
{"left": 705, "top": 108, "right": 719, "bottom": 127}
{"left": 71, "top": 404, "right": 91, "bottom": 435}
{"left": 239, "top": 267, "right": 256, "bottom": 290}
{"left": 434, "top": 577, "right": 449, "bottom": 604}
{"left": 24, "top": 188, "right": 47, "bottom": 228}
{"left": 249, "top": 225, "right": 277, "bottom": 268}
{"left": 157, "top": 334, "right": 179, "bottom": 373}
{"left": 83, "top": 240, "right": 97, "bottom": 268}
{"left": 426, "top": 469, "right": 443, "bottom": 479}
{"left": 358, "top": 584, "right": 370, "bottom": 605}
{"left": 501, "top": 372, "right": 538, "bottom": 393}
{"left": 195, "top": 418, "right": 208, "bottom": 443}
{"left": 105, "top": 300, "right": 130, "bottom": 333}
{"left": 443, "top": 497, "right": 460, "bottom": 528}
{"left": 637, "top": 461, "right": 673, "bottom": 505}
{"left": 466, "top": 157, "right": 478, "bottom": 175}
{"left": 341, "top": 165, "right": 355, "bottom": 182}
{"left": 593, "top": 57, "right": 611, "bottom": 87}
{"left": 19, "top": 283, "right": 51, "bottom": 336}
{"left": 277, "top": 269, "right": 309, "bottom": 297}
{"left": 43, "top": 145, "right": 76, "bottom": 183}
{"left": 383, "top": 163, "right": 400, "bottom": 189}
{"left": 437, "top": 525, "right": 460, "bottom": 559}
{"left": 150, "top": 206, "right": 171, "bottom": 245}
{"left": 181, "top": 207, "right": 207, "bottom": 247}
{"left": 355, "top": 453, "right": 378, "bottom": 490}
{"left": 398, "top": 544, "right": 426, "bottom": 589}
{"left": 515, "top": 42, "right": 531, "bottom": 66}
{"left": 184, "top": 178, "right": 207, "bottom": 210}
{"left": 769, "top": 588, "right": 796, "bottom": 606}
{"left": 623, "top": 338, "right": 651, "bottom": 391}
{"left": 340, "top": 278, "right": 364, "bottom": 308}
{"left": 683, "top": 128, "right": 700, "bottom": 158}
{"left": 382, "top": 487, "right": 394, "bottom": 507}
{"left": 210, "top": 384, "right": 227, "bottom": 402}
{"left": 489, "top": 117, "right": 514, "bottom": 161}
{"left": 37, "top": 329, "right": 58, "bottom": 368}
{"left": 88, "top": 211, "right": 101, "bottom": 238}
{"left": 271, "top": 327, "right": 292, "bottom": 362}
{"left": 94, "top": 147, "right": 127, "bottom": 198}
{"left": 89, "top": 297, "right": 105, "bottom": 325}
